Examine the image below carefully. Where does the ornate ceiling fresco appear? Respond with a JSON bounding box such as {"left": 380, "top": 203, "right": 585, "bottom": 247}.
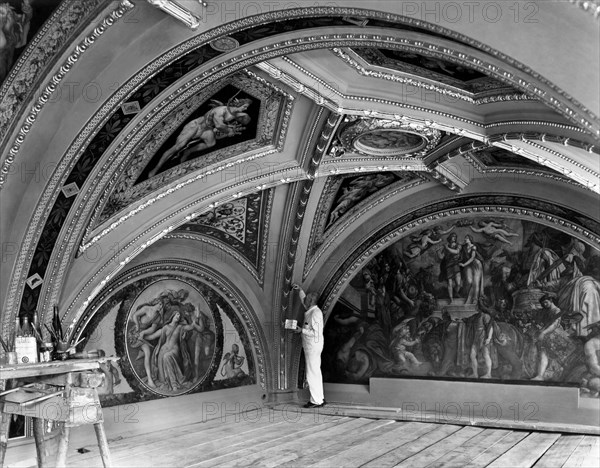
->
{"left": 0, "top": 1, "right": 598, "bottom": 399}
{"left": 335, "top": 117, "right": 442, "bottom": 159}
{"left": 168, "top": 189, "right": 273, "bottom": 284}
{"left": 93, "top": 71, "right": 290, "bottom": 228}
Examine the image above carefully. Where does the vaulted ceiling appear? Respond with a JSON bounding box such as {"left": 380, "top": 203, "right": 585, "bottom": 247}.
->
{"left": 1, "top": 1, "right": 599, "bottom": 387}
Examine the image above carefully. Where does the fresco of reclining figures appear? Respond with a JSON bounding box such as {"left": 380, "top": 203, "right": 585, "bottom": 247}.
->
{"left": 323, "top": 217, "right": 600, "bottom": 398}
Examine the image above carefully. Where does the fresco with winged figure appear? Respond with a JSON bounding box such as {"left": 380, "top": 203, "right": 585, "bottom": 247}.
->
{"left": 323, "top": 217, "right": 600, "bottom": 398}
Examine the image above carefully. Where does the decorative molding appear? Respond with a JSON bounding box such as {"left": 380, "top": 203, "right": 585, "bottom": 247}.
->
{"left": 275, "top": 110, "right": 339, "bottom": 391}
{"left": 37, "top": 70, "right": 290, "bottom": 318}
{"left": 146, "top": 0, "right": 202, "bottom": 29}
{"left": 333, "top": 48, "right": 533, "bottom": 105}
{"left": 2, "top": 6, "right": 596, "bottom": 190}
{"left": 0, "top": 0, "right": 134, "bottom": 188}
{"left": 432, "top": 134, "right": 599, "bottom": 192}
{"left": 338, "top": 117, "right": 441, "bottom": 158}
{"left": 164, "top": 234, "right": 260, "bottom": 282}
{"left": 320, "top": 199, "right": 600, "bottom": 314}
{"left": 273, "top": 57, "right": 593, "bottom": 140}
{"left": 281, "top": 35, "right": 598, "bottom": 136}
{"left": 463, "top": 152, "right": 589, "bottom": 190}
{"left": 87, "top": 71, "right": 290, "bottom": 233}
{"left": 62, "top": 165, "right": 307, "bottom": 332}
{"left": 79, "top": 149, "right": 279, "bottom": 255}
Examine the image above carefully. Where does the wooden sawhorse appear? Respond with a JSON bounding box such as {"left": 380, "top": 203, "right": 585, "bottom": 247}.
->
{"left": 0, "top": 358, "right": 118, "bottom": 467}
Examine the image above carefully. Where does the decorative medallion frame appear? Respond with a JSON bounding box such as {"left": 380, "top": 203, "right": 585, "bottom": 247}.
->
{"left": 72, "top": 259, "right": 270, "bottom": 391}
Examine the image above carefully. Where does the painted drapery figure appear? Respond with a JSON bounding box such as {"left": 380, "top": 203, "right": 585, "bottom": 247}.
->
{"left": 126, "top": 283, "right": 217, "bottom": 395}
{"left": 323, "top": 217, "right": 598, "bottom": 397}
{"left": 148, "top": 96, "right": 252, "bottom": 177}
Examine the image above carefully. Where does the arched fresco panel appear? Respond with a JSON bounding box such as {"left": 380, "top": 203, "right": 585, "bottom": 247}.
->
{"left": 76, "top": 264, "right": 256, "bottom": 405}
{"left": 323, "top": 216, "right": 600, "bottom": 398}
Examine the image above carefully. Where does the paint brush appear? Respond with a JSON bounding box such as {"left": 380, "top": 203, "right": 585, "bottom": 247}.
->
{"left": 53, "top": 305, "right": 63, "bottom": 341}
{"left": 0, "top": 335, "right": 8, "bottom": 353}
{"left": 45, "top": 323, "right": 58, "bottom": 342}
{"left": 30, "top": 326, "right": 43, "bottom": 343}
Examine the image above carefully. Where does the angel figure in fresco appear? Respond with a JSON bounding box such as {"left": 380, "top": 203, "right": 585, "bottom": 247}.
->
{"left": 221, "top": 343, "right": 246, "bottom": 378}
{"left": 470, "top": 220, "right": 519, "bottom": 245}
{"left": 390, "top": 322, "right": 422, "bottom": 367}
{"left": 0, "top": 0, "right": 32, "bottom": 82}
{"left": 148, "top": 96, "right": 252, "bottom": 177}
{"left": 404, "top": 225, "right": 455, "bottom": 259}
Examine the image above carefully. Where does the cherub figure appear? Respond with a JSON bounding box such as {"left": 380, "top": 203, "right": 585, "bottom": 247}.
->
{"left": 390, "top": 323, "right": 422, "bottom": 367}
{"left": 404, "top": 225, "right": 455, "bottom": 259}
{"left": 148, "top": 96, "right": 252, "bottom": 177}
{"left": 221, "top": 343, "right": 246, "bottom": 378}
{"left": 470, "top": 220, "right": 519, "bottom": 245}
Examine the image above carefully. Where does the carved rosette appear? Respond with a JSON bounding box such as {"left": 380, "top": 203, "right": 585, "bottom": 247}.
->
{"left": 339, "top": 118, "right": 441, "bottom": 158}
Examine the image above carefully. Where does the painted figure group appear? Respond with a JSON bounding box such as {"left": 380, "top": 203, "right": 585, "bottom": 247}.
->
{"left": 324, "top": 219, "right": 600, "bottom": 397}
{"left": 128, "top": 288, "right": 216, "bottom": 392}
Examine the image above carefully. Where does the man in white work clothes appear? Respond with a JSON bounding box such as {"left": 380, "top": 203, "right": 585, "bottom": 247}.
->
{"left": 292, "top": 283, "right": 326, "bottom": 408}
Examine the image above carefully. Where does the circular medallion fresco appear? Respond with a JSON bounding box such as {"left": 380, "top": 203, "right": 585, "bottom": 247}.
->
{"left": 125, "top": 279, "right": 217, "bottom": 396}
{"left": 338, "top": 118, "right": 441, "bottom": 158}
{"left": 354, "top": 129, "right": 427, "bottom": 156}
{"left": 209, "top": 36, "right": 240, "bottom": 52}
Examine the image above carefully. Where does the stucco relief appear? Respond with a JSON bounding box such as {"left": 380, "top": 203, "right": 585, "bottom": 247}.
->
{"left": 353, "top": 47, "right": 518, "bottom": 96}
{"left": 174, "top": 189, "right": 273, "bottom": 278}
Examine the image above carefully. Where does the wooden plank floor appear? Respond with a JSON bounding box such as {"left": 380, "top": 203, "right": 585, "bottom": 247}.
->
{"left": 6, "top": 405, "right": 600, "bottom": 467}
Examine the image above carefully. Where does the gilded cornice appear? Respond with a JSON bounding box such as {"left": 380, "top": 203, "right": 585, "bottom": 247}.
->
{"left": 272, "top": 57, "right": 593, "bottom": 145}
{"left": 431, "top": 133, "right": 599, "bottom": 192}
